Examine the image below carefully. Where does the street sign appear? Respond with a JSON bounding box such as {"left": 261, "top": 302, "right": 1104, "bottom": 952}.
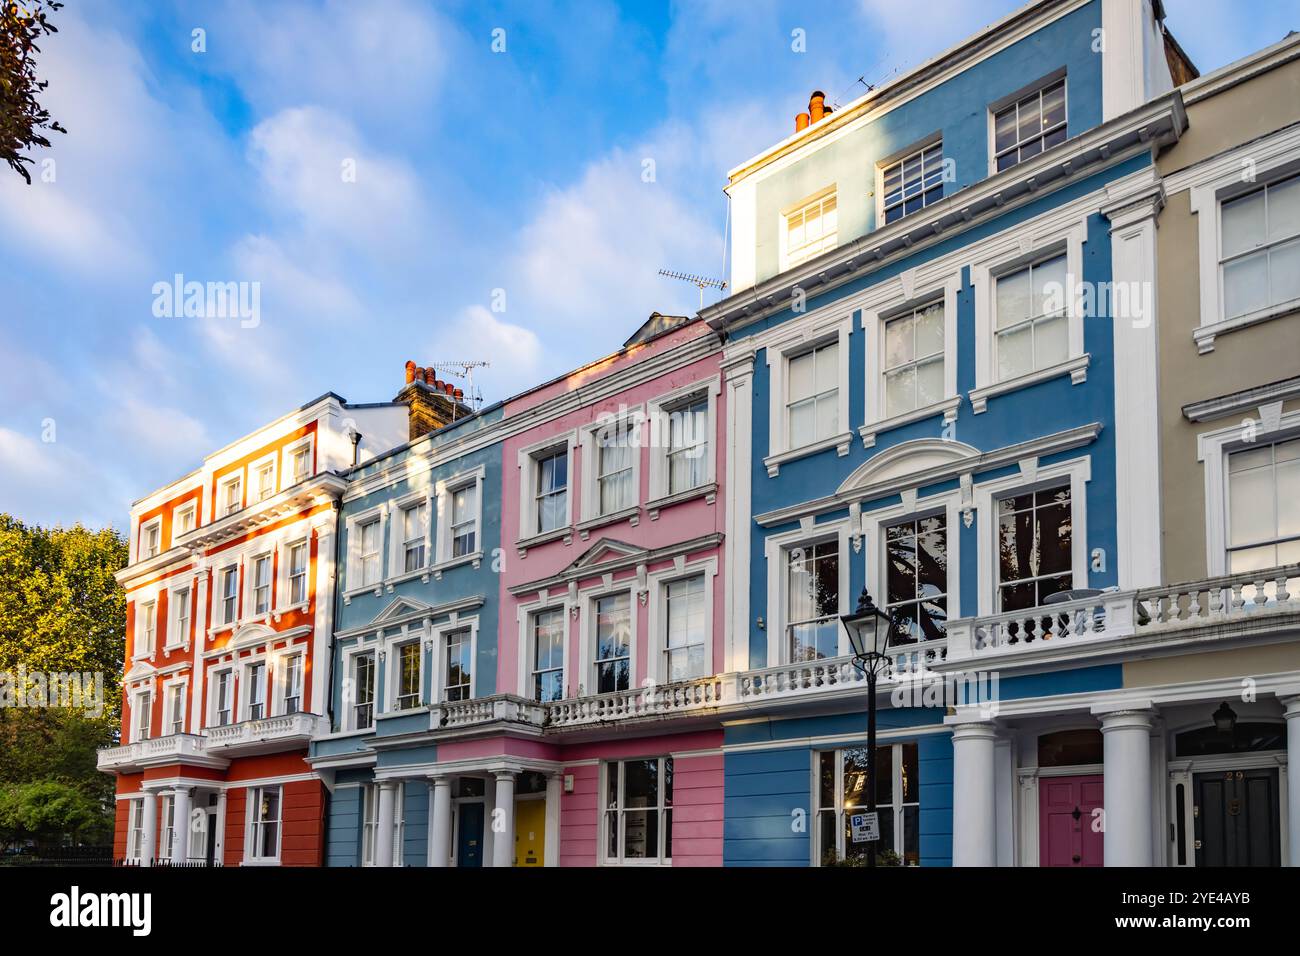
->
{"left": 849, "top": 811, "right": 880, "bottom": 843}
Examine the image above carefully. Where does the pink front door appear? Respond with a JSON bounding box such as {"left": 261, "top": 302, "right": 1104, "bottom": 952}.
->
{"left": 1039, "top": 774, "right": 1104, "bottom": 867}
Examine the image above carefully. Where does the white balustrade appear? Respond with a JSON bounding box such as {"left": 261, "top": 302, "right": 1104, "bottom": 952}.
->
{"left": 544, "top": 676, "right": 724, "bottom": 727}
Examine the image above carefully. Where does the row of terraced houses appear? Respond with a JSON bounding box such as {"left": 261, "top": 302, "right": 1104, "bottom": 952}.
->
{"left": 101, "top": 0, "right": 1300, "bottom": 867}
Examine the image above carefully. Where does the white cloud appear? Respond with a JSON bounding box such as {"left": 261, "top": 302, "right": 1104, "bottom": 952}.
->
{"left": 442, "top": 306, "right": 544, "bottom": 403}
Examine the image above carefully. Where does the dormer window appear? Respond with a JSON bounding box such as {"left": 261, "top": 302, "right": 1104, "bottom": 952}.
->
{"left": 993, "top": 77, "right": 1066, "bottom": 172}
{"left": 783, "top": 188, "right": 838, "bottom": 269}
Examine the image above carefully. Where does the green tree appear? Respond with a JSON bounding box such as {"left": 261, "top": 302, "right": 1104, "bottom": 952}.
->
{"left": 0, "top": 516, "right": 126, "bottom": 829}
{"left": 1, "top": 0, "right": 65, "bottom": 183}
{"left": 0, "top": 781, "right": 108, "bottom": 849}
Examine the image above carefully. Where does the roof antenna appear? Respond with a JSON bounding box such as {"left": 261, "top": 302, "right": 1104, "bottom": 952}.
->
{"left": 658, "top": 269, "right": 727, "bottom": 310}
{"left": 429, "top": 360, "right": 490, "bottom": 415}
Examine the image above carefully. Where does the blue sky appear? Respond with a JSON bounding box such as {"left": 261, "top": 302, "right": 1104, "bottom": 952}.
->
{"left": 2, "top": 0, "right": 1296, "bottom": 530}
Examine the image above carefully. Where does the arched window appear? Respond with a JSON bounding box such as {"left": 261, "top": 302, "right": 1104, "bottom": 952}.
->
{"left": 1037, "top": 728, "right": 1103, "bottom": 767}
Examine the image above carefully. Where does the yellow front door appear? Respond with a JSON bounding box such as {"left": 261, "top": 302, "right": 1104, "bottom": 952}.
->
{"left": 513, "top": 799, "right": 545, "bottom": 867}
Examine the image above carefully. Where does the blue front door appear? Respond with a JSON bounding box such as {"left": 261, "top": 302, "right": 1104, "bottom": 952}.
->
{"left": 457, "top": 803, "right": 484, "bottom": 868}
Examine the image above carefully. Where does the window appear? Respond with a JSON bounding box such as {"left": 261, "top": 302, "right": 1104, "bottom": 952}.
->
{"left": 884, "top": 514, "right": 948, "bottom": 643}
{"left": 219, "top": 566, "right": 238, "bottom": 624}
{"left": 785, "top": 190, "right": 837, "bottom": 267}
{"left": 1220, "top": 173, "right": 1300, "bottom": 320}
{"left": 127, "top": 799, "right": 146, "bottom": 860}
{"left": 251, "top": 554, "right": 272, "bottom": 616}
{"left": 883, "top": 302, "right": 945, "bottom": 416}
{"left": 450, "top": 484, "right": 478, "bottom": 557}
{"left": 221, "top": 476, "right": 242, "bottom": 517}
{"left": 882, "top": 142, "right": 944, "bottom": 225}
{"left": 816, "top": 744, "right": 920, "bottom": 866}
{"left": 664, "top": 574, "right": 707, "bottom": 681}
{"left": 171, "top": 587, "right": 190, "bottom": 647}
{"left": 291, "top": 445, "right": 311, "bottom": 484}
{"left": 396, "top": 641, "right": 421, "bottom": 709}
{"left": 532, "top": 609, "right": 565, "bottom": 702}
{"left": 352, "top": 651, "right": 376, "bottom": 730}
{"left": 534, "top": 449, "right": 568, "bottom": 534}
{"left": 997, "top": 483, "right": 1073, "bottom": 611}
{"left": 288, "top": 541, "right": 309, "bottom": 605}
{"left": 993, "top": 78, "right": 1066, "bottom": 172}
{"left": 142, "top": 521, "right": 161, "bottom": 559}
{"left": 134, "top": 692, "right": 151, "bottom": 742}
{"left": 358, "top": 518, "right": 382, "bottom": 587}
{"left": 1226, "top": 437, "right": 1300, "bottom": 572}
{"left": 594, "top": 593, "right": 631, "bottom": 694}
{"left": 361, "top": 783, "right": 404, "bottom": 867}
{"left": 787, "top": 540, "right": 839, "bottom": 661}
{"left": 596, "top": 425, "right": 635, "bottom": 515}
{"left": 666, "top": 397, "right": 709, "bottom": 495}
{"left": 281, "top": 654, "right": 303, "bottom": 716}
{"left": 787, "top": 342, "right": 839, "bottom": 448}
{"left": 443, "top": 629, "right": 472, "bottom": 702}
{"left": 166, "top": 683, "right": 184, "bottom": 735}
{"left": 175, "top": 504, "right": 196, "bottom": 536}
{"left": 213, "top": 670, "right": 233, "bottom": 727}
{"left": 160, "top": 794, "right": 176, "bottom": 861}
{"left": 255, "top": 461, "right": 275, "bottom": 501}
{"left": 604, "top": 757, "right": 672, "bottom": 864}
{"left": 994, "top": 253, "right": 1068, "bottom": 381}
{"left": 401, "top": 502, "right": 427, "bottom": 572}
{"left": 248, "top": 786, "right": 281, "bottom": 862}
{"left": 246, "top": 662, "right": 266, "bottom": 720}
{"left": 138, "top": 600, "right": 156, "bottom": 656}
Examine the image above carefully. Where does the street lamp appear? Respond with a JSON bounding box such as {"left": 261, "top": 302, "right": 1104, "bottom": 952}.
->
{"left": 1212, "top": 701, "right": 1238, "bottom": 736}
{"left": 840, "top": 588, "right": 894, "bottom": 867}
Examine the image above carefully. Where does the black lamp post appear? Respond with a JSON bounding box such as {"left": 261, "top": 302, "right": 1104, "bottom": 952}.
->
{"left": 840, "top": 588, "right": 894, "bottom": 867}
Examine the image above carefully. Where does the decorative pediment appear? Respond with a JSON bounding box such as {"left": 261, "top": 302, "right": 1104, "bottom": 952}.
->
{"left": 836, "top": 438, "right": 981, "bottom": 496}
{"left": 369, "top": 595, "right": 435, "bottom": 626}
{"left": 229, "top": 622, "right": 278, "bottom": 650}
{"left": 564, "top": 538, "right": 648, "bottom": 573}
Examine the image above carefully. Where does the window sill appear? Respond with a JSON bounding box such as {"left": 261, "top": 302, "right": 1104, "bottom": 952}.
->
{"left": 273, "top": 600, "right": 309, "bottom": 621}
{"left": 382, "top": 567, "right": 432, "bottom": 589}
{"left": 240, "top": 859, "right": 281, "bottom": 867}
{"left": 969, "top": 354, "right": 1089, "bottom": 414}
{"left": 858, "top": 397, "right": 961, "bottom": 449}
{"left": 1194, "top": 299, "right": 1300, "bottom": 354}
{"left": 342, "top": 582, "right": 385, "bottom": 605}
{"left": 764, "top": 432, "right": 853, "bottom": 477}
{"left": 422, "top": 550, "right": 484, "bottom": 581}
{"left": 516, "top": 526, "right": 573, "bottom": 557}
{"left": 575, "top": 506, "right": 641, "bottom": 540}
{"left": 646, "top": 482, "right": 718, "bottom": 520}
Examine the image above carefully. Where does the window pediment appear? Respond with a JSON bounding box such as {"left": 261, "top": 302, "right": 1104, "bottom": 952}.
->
{"left": 836, "top": 438, "right": 980, "bottom": 496}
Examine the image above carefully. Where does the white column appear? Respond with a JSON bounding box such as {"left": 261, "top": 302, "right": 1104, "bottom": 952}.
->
{"left": 1103, "top": 184, "right": 1165, "bottom": 589}
{"left": 951, "top": 721, "right": 998, "bottom": 866}
{"left": 172, "top": 787, "right": 192, "bottom": 863}
{"left": 1282, "top": 696, "right": 1300, "bottom": 867}
{"left": 491, "top": 771, "right": 516, "bottom": 868}
{"left": 375, "top": 781, "right": 397, "bottom": 867}
{"left": 1099, "top": 708, "right": 1156, "bottom": 866}
{"left": 544, "top": 771, "right": 562, "bottom": 868}
{"left": 721, "top": 346, "right": 755, "bottom": 673}
{"left": 214, "top": 790, "right": 227, "bottom": 865}
{"left": 140, "top": 791, "right": 158, "bottom": 866}
{"left": 428, "top": 776, "right": 452, "bottom": 868}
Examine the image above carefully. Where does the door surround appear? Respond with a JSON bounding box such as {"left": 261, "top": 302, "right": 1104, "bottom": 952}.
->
{"left": 1168, "top": 751, "right": 1288, "bottom": 866}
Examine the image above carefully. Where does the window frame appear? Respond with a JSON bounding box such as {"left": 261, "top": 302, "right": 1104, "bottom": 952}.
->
{"left": 132, "top": 688, "right": 152, "bottom": 742}
{"left": 646, "top": 377, "right": 720, "bottom": 510}
{"left": 344, "top": 504, "right": 386, "bottom": 596}
{"left": 578, "top": 413, "right": 644, "bottom": 526}
{"left": 580, "top": 586, "right": 636, "bottom": 697}
{"left": 866, "top": 489, "right": 963, "bottom": 638}
{"left": 136, "top": 598, "right": 157, "bottom": 659}
{"left": 517, "top": 432, "right": 578, "bottom": 545}
{"left": 127, "top": 798, "right": 146, "bottom": 860}
{"left": 521, "top": 604, "right": 568, "bottom": 702}
{"left": 763, "top": 518, "right": 853, "bottom": 666}
{"left": 645, "top": 559, "right": 717, "bottom": 685}
{"left": 346, "top": 647, "right": 378, "bottom": 731}
{"left": 164, "top": 678, "right": 186, "bottom": 736}
{"left": 780, "top": 185, "right": 838, "bottom": 270}
{"left": 248, "top": 551, "right": 274, "bottom": 618}
{"left": 168, "top": 584, "right": 191, "bottom": 649}
{"left": 218, "top": 473, "right": 244, "bottom": 518}
{"left": 210, "top": 667, "right": 234, "bottom": 727}
{"left": 601, "top": 757, "right": 673, "bottom": 866}
{"left": 813, "top": 743, "right": 922, "bottom": 866}
{"left": 251, "top": 453, "right": 278, "bottom": 504}
{"left": 140, "top": 518, "right": 162, "bottom": 560}
{"left": 245, "top": 785, "right": 282, "bottom": 864}
{"left": 243, "top": 658, "right": 268, "bottom": 721}
{"left": 435, "top": 467, "right": 486, "bottom": 570}
{"left": 283, "top": 537, "right": 310, "bottom": 608}
{"left": 988, "top": 72, "right": 1068, "bottom": 175}
{"left": 763, "top": 318, "right": 853, "bottom": 475}
{"left": 174, "top": 502, "right": 197, "bottom": 538}
{"left": 281, "top": 435, "right": 315, "bottom": 488}
{"left": 389, "top": 637, "right": 424, "bottom": 711}
{"left": 217, "top": 564, "right": 240, "bottom": 627}
{"left": 878, "top": 135, "right": 945, "bottom": 226}
{"left": 276, "top": 649, "right": 304, "bottom": 716}
{"left": 438, "top": 624, "right": 475, "bottom": 704}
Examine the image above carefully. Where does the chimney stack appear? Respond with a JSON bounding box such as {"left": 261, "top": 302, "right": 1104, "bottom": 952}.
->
{"left": 394, "top": 360, "right": 475, "bottom": 441}
{"left": 797, "top": 91, "right": 832, "bottom": 133}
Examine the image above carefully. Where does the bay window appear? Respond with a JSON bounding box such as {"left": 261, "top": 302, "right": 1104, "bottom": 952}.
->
{"left": 603, "top": 757, "right": 672, "bottom": 865}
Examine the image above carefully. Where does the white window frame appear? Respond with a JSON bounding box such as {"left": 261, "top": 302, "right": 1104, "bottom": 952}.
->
{"left": 136, "top": 598, "right": 157, "bottom": 659}
{"left": 763, "top": 518, "right": 853, "bottom": 667}
{"left": 163, "top": 677, "right": 186, "bottom": 736}
{"left": 281, "top": 435, "right": 315, "bottom": 487}
{"left": 988, "top": 71, "right": 1068, "bottom": 176}
{"left": 435, "top": 620, "right": 477, "bottom": 704}
{"left": 763, "top": 315, "right": 853, "bottom": 475}
{"left": 578, "top": 412, "right": 644, "bottom": 526}
{"left": 435, "top": 466, "right": 485, "bottom": 570}
{"left": 391, "top": 494, "right": 431, "bottom": 579}
{"left": 1188, "top": 151, "right": 1300, "bottom": 352}
{"left": 168, "top": 585, "right": 191, "bottom": 649}
{"left": 1197, "top": 407, "right": 1300, "bottom": 576}
{"left": 969, "top": 216, "right": 1088, "bottom": 413}
{"left": 345, "top": 506, "right": 386, "bottom": 596}
{"left": 274, "top": 648, "right": 305, "bottom": 716}
{"left": 581, "top": 585, "right": 637, "bottom": 697}
{"left": 132, "top": 688, "right": 152, "bottom": 743}
{"left": 217, "top": 563, "right": 240, "bottom": 627}
{"left": 878, "top": 135, "right": 945, "bottom": 226}
{"left": 517, "top": 432, "right": 577, "bottom": 545}
{"left": 517, "top": 601, "right": 568, "bottom": 702}
{"left": 973, "top": 455, "right": 1091, "bottom": 616}
{"left": 174, "top": 502, "right": 197, "bottom": 538}
{"left": 219, "top": 473, "right": 244, "bottom": 518}
{"left": 242, "top": 657, "right": 268, "bottom": 721}
{"left": 248, "top": 551, "right": 274, "bottom": 618}
{"left": 780, "top": 185, "right": 838, "bottom": 271}
{"left": 160, "top": 793, "right": 176, "bottom": 861}
{"left": 600, "top": 757, "right": 673, "bottom": 866}
{"left": 245, "top": 785, "right": 282, "bottom": 864}
{"left": 251, "top": 453, "right": 278, "bottom": 503}
{"left": 865, "top": 488, "right": 963, "bottom": 633}
{"left": 646, "top": 376, "right": 720, "bottom": 508}
{"left": 645, "top": 558, "right": 717, "bottom": 685}
{"left": 282, "top": 537, "right": 310, "bottom": 609}
{"left": 813, "top": 743, "right": 922, "bottom": 866}
{"left": 209, "top": 666, "right": 235, "bottom": 728}
{"left": 140, "top": 518, "right": 162, "bottom": 560}
{"left": 387, "top": 635, "right": 424, "bottom": 711}
{"left": 361, "top": 782, "right": 405, "bottom": 867}
{"left": 127, "top": 798, "right": 146, "bottom": 860}
{"left": 859, "top": 271, "right": 961, "bottom": 447}
{"left": 344, "top": 645, "right": 378, "bottom": 731}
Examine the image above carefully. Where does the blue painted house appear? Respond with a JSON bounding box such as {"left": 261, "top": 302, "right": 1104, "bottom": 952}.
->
{"left": 705, "top": 0, "right": 1190, "bottom": 866}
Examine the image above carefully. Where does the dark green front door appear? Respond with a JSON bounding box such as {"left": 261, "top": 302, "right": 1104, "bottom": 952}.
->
{"left": 1194, "top": 768, "right": 1280, "bottom": 867}
{"left": 457, "top": 803, "right": 484, "bottom": 868}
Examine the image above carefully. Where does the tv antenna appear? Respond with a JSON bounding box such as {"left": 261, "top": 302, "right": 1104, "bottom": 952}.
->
{"left": 658, "top": 269, "right": 727, "bottom": 309}
{"left": 430, "top": 360, "right": 490, "bottom": 414}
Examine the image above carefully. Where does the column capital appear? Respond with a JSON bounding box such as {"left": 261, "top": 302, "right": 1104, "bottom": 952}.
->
{"left": 378, "top": 779, "right": 400, "bottom": 793}
{"left": 1095, "top": 707, "right": 1157, "bottom": 733}
{"left": 427, "top": 774, "right": 452, "bottom": 787}
{"left": 949, "top": 719, "right": 999, "bottom": 741}
{"left": 493, "top": 769, "right": 517, "bottom": 784}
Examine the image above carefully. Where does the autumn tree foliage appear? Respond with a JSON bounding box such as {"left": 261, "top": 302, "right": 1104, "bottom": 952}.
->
{"left": 1, "top": 0, "right": 65, "bottom": 183}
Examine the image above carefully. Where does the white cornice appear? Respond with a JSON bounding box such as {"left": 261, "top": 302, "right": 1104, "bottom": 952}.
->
{"left": 1182, "top": 377, "right": 1300, "bottom": 423}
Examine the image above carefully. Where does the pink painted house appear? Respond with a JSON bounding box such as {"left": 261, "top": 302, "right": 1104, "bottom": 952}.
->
{"left": 494, "top": 314, "right": 728, "bottom": 866}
